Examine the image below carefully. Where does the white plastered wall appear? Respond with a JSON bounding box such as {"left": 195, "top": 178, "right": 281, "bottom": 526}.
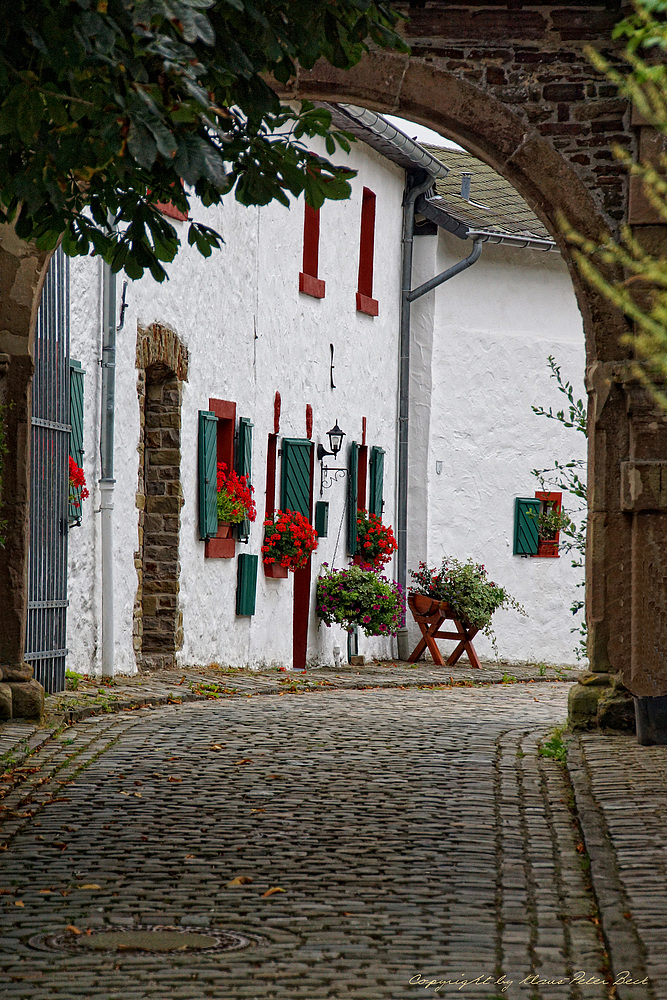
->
{"left": 407, "top": 229, "right": 588, "bottom": 666}
{"left": 67, "top": 140, "right": 405, "bottom": 675}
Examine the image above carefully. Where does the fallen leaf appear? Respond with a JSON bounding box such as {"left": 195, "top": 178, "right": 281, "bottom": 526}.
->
{"left": 267, "top": 774, "right": 282, "bottom": 780}
{"left": 133, "top": 792, "right": 142, "bottom": 798}
{"left": 66, "top": 925, "right": 81, "bottom": 935}
{"left": 167, "top": 757, "right": 180, "bottom": 761}
{"left": 0, "top": 889, "right": 13, "bottom": 895}
{"left": 53, "top": 842, "right": 68, "bottom": 850}
{"left": 250, "top": 808, "right": 266, "bottom": 814}
{"left": 14, "top": 900, "right": 24, "bottom": 907}
{"left": 39, "top": 890, "right": 54, "bottom": 895}
{"left": 185, "top": 855, "right": 196, "bottom": 859}
{"left": 134, "top": 781, "right": 143, "bottom": 786}
{"left": 233, "top": 759, "right": 253, "bottom": 765}
{"left": 226, "top": 876, "right": 253, "bottom": 887}
{"left": 262, "top": 887, "right": 285, "bottom": 898}
{"left": 78, "top": 884, "right": 101, "bottom": 890}
{"left": 211, "top": 745, "right": 225, "bottom": 751}
{"left": 141, "top": 836, "right": 149, "bottom": 842}
{"left": 168, "top": 777, "right": 182, "bottom": 783}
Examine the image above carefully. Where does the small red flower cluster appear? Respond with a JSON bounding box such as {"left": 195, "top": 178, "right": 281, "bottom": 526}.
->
{"left": 216, "top": 462, "right": 256, "bottom": 524}
{"left": 68, "top": 456, "right": 89, "bottom": 509}
{"left": 262, "top": 509, "right": 318, "bottom": 571}
{"left": 355, "top": 510, "right": 398, "bottom": 569}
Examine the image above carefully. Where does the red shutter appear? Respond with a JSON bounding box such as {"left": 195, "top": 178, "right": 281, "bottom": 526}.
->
{"left": 356, "top": 188, "right": 378, "bottom": 316}
{"left": 299, "top": 204, "right": 325, "bottom": 298}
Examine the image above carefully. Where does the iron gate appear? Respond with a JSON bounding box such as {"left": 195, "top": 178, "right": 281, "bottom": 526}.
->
{"left": 25, "top": 248, "right": 70, "bottom": 694}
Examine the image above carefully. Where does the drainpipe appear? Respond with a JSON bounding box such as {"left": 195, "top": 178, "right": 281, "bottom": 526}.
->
{"left": 99, "top": 262, "right": 117, "bottom": 679}
{"left": 396, "top": 180, "right": 483, "bottom": 661}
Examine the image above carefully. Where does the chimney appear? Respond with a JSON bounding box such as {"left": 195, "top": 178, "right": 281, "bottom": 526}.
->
{"left": 460, "top": 172, "right": 472, "bottom": 200}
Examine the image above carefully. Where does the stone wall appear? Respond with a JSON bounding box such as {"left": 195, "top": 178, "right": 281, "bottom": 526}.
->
{"left": 134, "top": 324, "right": 188, "bottom": 671}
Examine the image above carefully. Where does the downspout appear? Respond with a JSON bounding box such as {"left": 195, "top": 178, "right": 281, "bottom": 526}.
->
{"left": 396, "top": 187, "right": 484, "bottom": 661}
{"left": 99, "top": 263, "right": 117, "bottom": 679}
{"left": 397, "top": 173, "right": 436, "bottom": 655}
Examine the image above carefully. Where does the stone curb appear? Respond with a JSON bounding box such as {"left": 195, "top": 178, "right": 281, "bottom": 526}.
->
{"left": 567, "top": 738, "right": 655, "bottom": 1000}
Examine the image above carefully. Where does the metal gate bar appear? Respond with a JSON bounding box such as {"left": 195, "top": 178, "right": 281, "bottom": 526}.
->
{"left": 25, "top": 248, "right": 70, "bottom": 694}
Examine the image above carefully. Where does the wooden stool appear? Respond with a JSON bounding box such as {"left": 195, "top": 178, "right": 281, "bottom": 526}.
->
{"left": 407, "top": 593, "right": 481, "bottom": 669}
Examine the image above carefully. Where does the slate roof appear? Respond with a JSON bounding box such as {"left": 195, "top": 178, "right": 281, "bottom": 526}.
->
{"left": 420, "top": 145, "right": 552, "bottom": 242}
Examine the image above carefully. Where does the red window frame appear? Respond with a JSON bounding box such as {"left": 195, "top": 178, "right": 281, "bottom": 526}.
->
{"left": 205, "top": 397, "right": 236, "bottom": 559}
{"left": 299, "top": 204, "right": 325, "bottom": 299}
{"left": 534, "top": 491, "right": 562, "bottom": 558}
{"left": 356, "top": 187, "right": 378, "bottom": 317}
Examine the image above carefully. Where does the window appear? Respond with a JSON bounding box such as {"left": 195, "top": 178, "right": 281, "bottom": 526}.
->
{"left": 513, "top": 492, "right": 563, "bottom": 558}
{"left": 198, "top": 398, "right": 237, "bottom": 558}
{"left": 356, "top": 187, "right": 378, "bottom": 316}
{"left": 299, "top": 204, "right": 325, "bottom": 298}
{"left": 68, "top": 359, "right": 85, "bottom": 525}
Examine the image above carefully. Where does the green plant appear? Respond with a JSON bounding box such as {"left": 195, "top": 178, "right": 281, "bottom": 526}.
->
{"left": 410, "top": 558, "right": 526, "bottom": 650}
{"left": 534, "top": 503, "right": 573, "bottom": 541}
{"left": 216, "top": 462, "right": 256, "bottom": 524}
{"left": 316, "top": 564, "right": 404, "bottom": 636}
{"left": 538, "top": 727, "right": 569, "bottom": 764}
{"left": 501, "top": 673, "right": 518, "bottom": 684}
{"left": 65, "top": 670, "right": 80, "bottom": 691}
{"left": 0, "top": 2, "right": 407, "bottom": 281}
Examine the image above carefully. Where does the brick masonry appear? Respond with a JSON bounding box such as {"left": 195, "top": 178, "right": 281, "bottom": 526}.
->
{"left": 134, "top": 324, "right": 188, "bottom": 672}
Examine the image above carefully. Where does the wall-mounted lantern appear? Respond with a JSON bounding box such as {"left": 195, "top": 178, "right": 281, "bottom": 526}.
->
{"left": 317, "top": 420, "right": 348, "bottom": 495}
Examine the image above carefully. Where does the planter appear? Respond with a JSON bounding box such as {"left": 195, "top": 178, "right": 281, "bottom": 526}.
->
{"left": 536, "top": 539, "right": 559, "bottom": 558}
{"left": 352, "top": 552, "right": 378, "bottom": 569}
{"left": 216, "top": 521, "right": 231, "bottom": 539}
{"left": 264, "top": 561, "right": 289, "bottom": 579}
{"left": 408, "top": 593, "right": 454, "bottom": 618}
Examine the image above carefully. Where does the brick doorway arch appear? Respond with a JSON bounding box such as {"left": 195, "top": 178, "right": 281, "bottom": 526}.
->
{"left": 285, "top": 40, "right": 667, "bottom": 704}
{"left": 134, "top": 324, "right": 189, "bottom": 671}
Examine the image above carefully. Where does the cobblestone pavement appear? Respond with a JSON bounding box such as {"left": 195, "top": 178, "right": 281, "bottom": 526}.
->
{"left": 0, "top": 682, "right": 625, "bottom": 1000}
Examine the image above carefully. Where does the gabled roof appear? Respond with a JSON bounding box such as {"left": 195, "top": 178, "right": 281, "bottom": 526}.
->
{"left": 420, "top": 145, "right": 552, "bottom": 242}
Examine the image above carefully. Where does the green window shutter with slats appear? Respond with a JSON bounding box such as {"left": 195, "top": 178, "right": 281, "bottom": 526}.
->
{"left": 368, "top": 446, "right": 385, "bottom": 518}
{"left": 315, "top": 500, "right": 329, "bottom": 537}
{"left": 347, "top": 441, "right": 359, "bottom": 556}
{"left": 198, "top": 410, "right": 219, "bottom": 540}
{"left": 281, "top": 438, "right": 313, "bottom": 518}
{"left": 69, "top": 359, "right": 85, "bottom": 522}
{"left": 514, "top": 498, "right": 540, "bottom": 555}
{"left": 236, "top": 553, "right": 258, "bottom": 616}
{"left": 235, "top": 416, "right": 253, "bottom": 542}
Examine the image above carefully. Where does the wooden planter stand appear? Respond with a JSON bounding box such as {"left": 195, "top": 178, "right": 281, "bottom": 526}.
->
{"left": 407, "top": 593, "right": 481, "bottom": 669}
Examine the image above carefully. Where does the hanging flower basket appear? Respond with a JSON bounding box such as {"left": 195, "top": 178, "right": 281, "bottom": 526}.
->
{"left": 316, "top": 564, "right": 404, "bottom": 636}
{"left": 262, "top": 509, "right": 318, "bottom": 572}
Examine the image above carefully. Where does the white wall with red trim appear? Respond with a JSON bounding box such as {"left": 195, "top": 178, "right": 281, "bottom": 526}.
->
{"left": 408, "top": 229, "right": 588, "bottom": 666}
{"left": 66, "top": 137, "right": 405, "bottom": 675}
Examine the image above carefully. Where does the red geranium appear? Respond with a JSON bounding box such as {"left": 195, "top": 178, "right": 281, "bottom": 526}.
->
{"left": 216, "top": 462, "right": 256, "bottom": 524}
{"left": 262, "top": 509, "right": 318, "bottom": 571}
{"left": 354, "top": 510, "right": 398, "bottom": 569}
{"left": 68, "top": 456, "right": 89, "bottom": 508}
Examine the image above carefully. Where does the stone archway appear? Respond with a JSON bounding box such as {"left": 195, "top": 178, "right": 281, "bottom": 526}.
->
{"left": 283, "top": 39, "right": 667, "bottom": 709}
{"left": 134, "top": 324, "right": 189, "bottom": 671}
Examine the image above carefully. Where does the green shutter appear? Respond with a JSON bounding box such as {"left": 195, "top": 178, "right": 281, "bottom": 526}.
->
{"left": 68, "top": 359, "right": 85, "bottom": 522}
{"left": 235, "top": 416, "right": 253, "bottom": 542}
{"left": 514, "top": 498, "right": 540, "bottom": 555}
{"left": 236, "top": 553, "right": 258, "bottom": 616}
{"left": 347, "top": 441, "right": 359, "bottom": 556}
{"left": 198, "top": 410, "right": 218, "bottom": 540}
{"left": 315, "top": 500, "right": 329, "bottom": 537}
{"left": 368, "top": 446, "right": 385, "bottom": 518}
{"left": 281, "top": 438, "right": 313, "bottom": 518}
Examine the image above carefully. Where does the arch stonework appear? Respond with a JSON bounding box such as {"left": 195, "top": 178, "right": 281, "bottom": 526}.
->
{"left": 283, "top": 33, "right": 667, "bottom": 715}
{"left": 0, "top": 8, "right": 665, "bottom": 725}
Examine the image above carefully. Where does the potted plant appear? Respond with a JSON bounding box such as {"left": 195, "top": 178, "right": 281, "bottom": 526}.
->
{"left": 68, "top": 456, "right": 89, "bottom": 526}
{"left": 353, "top": 510, "right": 398, "bottom": 569}
{"left": 535, "top": 502, "right": 572, "bottom": 558}
{"left": 316, "top": 564, "right": 404, "bottom": 636}
{"left": 216, "top": 462, "right": 256, "bottom": 538}
{"left": 262, "top": 509, "right": 318, "bottom": 577}
{"left": 409, "top": 557, "right": 525, "bottom": 653}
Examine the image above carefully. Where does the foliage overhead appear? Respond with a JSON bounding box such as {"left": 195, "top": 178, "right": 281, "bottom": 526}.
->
{"left": 0, "top": 0, "right": 407, "bottom": 279}
{"left": 569, "top": 0, "right": 667, "bottom": 401}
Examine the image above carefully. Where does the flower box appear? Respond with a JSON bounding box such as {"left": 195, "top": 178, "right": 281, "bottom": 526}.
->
{"left": 536, "top": 539, "right": 559, "bottom": 558}
{"left": 264, "top": 561, "right": 289, "bottom": 579}
{"left": 205, "top": 520, "right": 235, "bottom": 559}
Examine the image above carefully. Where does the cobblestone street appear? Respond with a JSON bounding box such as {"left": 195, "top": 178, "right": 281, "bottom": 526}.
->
{"left": 0, "top": 682, "right": 643, "bottom": 999}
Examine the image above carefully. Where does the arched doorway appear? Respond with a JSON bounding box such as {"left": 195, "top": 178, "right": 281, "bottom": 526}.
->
{"left": 282, "top": 48, "right": 667, "bottom": 708}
